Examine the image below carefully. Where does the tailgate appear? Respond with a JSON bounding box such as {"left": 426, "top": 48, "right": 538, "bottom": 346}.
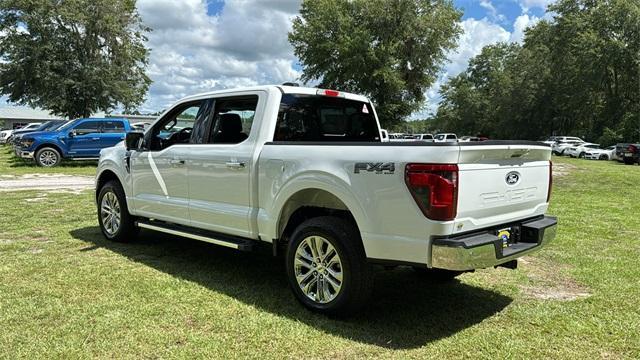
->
{"left": 454, "top": 143, "right": 551, "bottom": 233}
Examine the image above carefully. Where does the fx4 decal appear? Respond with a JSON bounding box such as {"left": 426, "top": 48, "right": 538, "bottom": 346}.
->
{"left": 354, "top": 162, "right": 395, "bottom": 174}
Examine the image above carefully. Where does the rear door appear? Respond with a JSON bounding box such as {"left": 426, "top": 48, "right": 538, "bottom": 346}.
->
{"left": 454, "top": 143, "right": 552, "bottom": 233}
{"left": 100, "top": 120, "right": 127, "bottom": 149}
{"left": 187, "top": 93, "right": 263, "bottom": 239}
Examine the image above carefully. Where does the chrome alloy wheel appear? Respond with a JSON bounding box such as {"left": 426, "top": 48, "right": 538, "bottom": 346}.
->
{"left": 294, "top": 235, "right": 343, "bottom": 304}
{"left": 38, "top": 150, "right": 58, "bottom": 167}
{"left": 100, "top": 191, "right": 121, "bottom": 236}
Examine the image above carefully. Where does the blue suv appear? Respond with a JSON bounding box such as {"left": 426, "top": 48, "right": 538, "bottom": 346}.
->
{"left": 15, "top": 118, "right": 133, "bottom": 167}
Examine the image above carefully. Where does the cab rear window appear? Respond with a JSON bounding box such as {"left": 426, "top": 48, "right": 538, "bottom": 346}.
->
{"left": 274, "top": 94, "right": 380, "bottom": 142}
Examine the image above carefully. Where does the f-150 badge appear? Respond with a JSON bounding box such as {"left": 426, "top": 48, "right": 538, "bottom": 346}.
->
{"left": 354, "top": 162, "right": 395, "bottom": 174}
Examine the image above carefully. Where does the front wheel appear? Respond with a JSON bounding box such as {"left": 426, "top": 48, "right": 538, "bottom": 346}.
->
{"left": 35, "top": 147, "right": 61, "bottom": 167}
{"left": 598, "top": 154, "right": 609, "bottom": 161}
{"left": 97, "top": 180, "right": 138, "bottom": 242}
{"left": 285, "top": 216, "right": 373, "bottom": 316}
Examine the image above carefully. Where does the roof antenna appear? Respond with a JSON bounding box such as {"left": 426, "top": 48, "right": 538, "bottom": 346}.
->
{"left": 282, "top": 82, "right": 299, "bottom": 87}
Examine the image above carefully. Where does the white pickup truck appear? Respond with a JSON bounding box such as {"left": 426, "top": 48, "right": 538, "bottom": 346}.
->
{"left": 95, "top": 85, "right": 557, "bottom": 315}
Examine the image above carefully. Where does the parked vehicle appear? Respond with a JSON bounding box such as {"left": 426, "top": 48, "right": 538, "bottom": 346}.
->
{"left": 95, "top": 85, "right": 556, "bottom": 315}
{"left": 388, "top": 133, "right": 414, "bottom": 142}
{"left": 14, "top": 118, "right": 131, "bottom": 167}
{"left": 459, "top": 136, "right": 485, "bottom": 142}
{"left": 0, "top": 122, "right": 42, "bottom": 144}
{"left": 413, "top": 134, "right": 434, "bottom": 141}
{"left": 565, "top": 143, "right": 600, "bottom": 158}
{"left": 552, "top": 140, "right": 584, "bottom": 155}
{"left": 616, "top": 143, "right": 640, "bottom": 165}
{"left": 9, "top": 120, "right": 66, "bottom": 146}
{"left": 434, "top": 133, "right": 457, "bottom": 142}
{"left": 584, "top": 146, "right": 616, "bottom": 160}
{"left": 131, "top": 121, "right": 152, "bottom": 132}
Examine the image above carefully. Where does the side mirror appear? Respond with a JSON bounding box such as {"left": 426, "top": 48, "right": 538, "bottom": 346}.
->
{"left": 68, "top": 130, "right": 76, "bottom": 137}
{"left": 125, "top": 132, "right": 145, "bottom": 151}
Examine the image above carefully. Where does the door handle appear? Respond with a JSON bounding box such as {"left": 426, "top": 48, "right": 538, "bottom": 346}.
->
{"left": 169, "top": 159, "right": 185, "bottom": 165}
{"left": 91, "top": 137, "right": 100, "bottom": 141}
{"left": 226, "top": 161, "right": 245, "bottom": 169}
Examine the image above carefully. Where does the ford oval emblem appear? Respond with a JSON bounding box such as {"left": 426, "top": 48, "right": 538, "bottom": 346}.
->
{"left": 505, "top": 171, "right": 520, "bottom": 185}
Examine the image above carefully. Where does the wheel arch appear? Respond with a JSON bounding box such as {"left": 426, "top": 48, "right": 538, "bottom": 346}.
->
{"left": 34, "top": 143, "right": 63, "bottom": 157}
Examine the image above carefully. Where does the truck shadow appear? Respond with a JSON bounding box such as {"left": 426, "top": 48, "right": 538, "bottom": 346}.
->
{"left": 70, "top": 226, "right": 512, "bottom": 350}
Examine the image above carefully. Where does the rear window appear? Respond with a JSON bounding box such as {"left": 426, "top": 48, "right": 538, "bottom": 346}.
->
{"left": 102, "top": 121, "right": 126, "bottom": 133}
{"left": 274, "top": 94, "right": 380, "bottom": 142}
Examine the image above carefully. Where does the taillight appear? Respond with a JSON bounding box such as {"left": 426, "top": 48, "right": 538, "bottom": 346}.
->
{"left": 628, "top": 145, "right": 638, "bottom": 153}
{"left": 547, "top": 160, "right": 553, "bottom": 202}
{"left": 405, "top": 164, "right": 458, "bottom": 221}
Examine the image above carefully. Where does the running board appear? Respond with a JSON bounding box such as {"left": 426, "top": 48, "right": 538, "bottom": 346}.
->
{"left": 136, "top": 220, "right": 254, "bottom": 251}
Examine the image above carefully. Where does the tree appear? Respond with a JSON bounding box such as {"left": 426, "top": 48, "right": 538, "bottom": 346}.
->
{"left": 0, "top": 0, "right": 151, "bottom": 119}
{"left": 289, "top": 0, "right": 461, "bottom": 128}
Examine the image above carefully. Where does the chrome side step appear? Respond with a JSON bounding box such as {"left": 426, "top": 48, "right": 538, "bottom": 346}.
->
{"left": 136, "top": 220, "right": 254, "bottom": 251}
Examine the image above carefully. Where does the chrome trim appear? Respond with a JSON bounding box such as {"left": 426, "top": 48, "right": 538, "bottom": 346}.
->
{"left": 136, "top": 222, "right": 241, "bottom": 250}
{"left": 431, "top": 219, "right": 557, "bottom": 271}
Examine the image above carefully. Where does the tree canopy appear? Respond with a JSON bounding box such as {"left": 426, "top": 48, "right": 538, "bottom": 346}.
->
{"left": 289, "top": 0, "right": 462, "bottom": 128}
{"left": 434, "top": 0, "right": 640, "bottom": 144}
{"left": 0, "top": 0, "right": 151, "bottom": 119}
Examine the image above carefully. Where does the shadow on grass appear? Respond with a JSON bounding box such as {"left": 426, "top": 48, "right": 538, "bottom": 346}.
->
{"left": 71, "top": 226, "right": 512, "bottom": 349}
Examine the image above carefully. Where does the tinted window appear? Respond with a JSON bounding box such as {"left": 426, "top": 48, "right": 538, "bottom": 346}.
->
{"left": 274, "top": 94, "right": 379, "bottom": 142}
{"left": 73, "top": 121, "right": 101, "bottom": 135}
{"left": 148, "top": 100, "right": 210, "bottom": 150}
{"left": 102, "top": 121, "right": 126, "bottom": 133}
{"left": 208, "top": 96, "right": 258, "bottom": 144}
{"left": 446, "top": 135, "right": 456, "bottom": 139}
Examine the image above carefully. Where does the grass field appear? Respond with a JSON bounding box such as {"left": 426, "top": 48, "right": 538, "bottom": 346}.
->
{"left": 0, "top": 146, "right": 96, "bottom": 176}
{"left": 0, "top": 155, "right": 639, "bottom": 358}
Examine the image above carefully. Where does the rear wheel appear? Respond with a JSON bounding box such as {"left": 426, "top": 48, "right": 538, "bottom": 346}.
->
{"left": 623, "top": 158, "right": 637, "bottom": 165}
{"left": 598, "top": 154, "right": 609, "bottom": 160}
{"left": 35, "top": 147, "right": 61, "bottom": 167}
{"left": 578, "top": 152, "right": 585, "bottom": 158}
{"left": 285, "top": 216, "right": 373, "bottom": 316}
{"left": 97, "top": 180, "right": 138, "bottom": 242}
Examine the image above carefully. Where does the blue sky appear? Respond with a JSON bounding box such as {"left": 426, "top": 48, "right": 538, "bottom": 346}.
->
{"left": 1, "top": 0, "right": 555, "bottom": 117}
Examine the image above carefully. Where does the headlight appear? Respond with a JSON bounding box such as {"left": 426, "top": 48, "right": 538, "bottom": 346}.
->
{"left": 21, "top": 138, "right": 35, "bottom": 147}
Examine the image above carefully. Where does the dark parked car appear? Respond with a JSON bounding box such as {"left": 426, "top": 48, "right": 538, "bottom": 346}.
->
{"left": 615, "top": 143, "right": 640, "bottom": 165}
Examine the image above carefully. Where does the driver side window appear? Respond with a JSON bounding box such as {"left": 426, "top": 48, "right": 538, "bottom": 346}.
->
{"left": 148, "top": 100, "right": 212, "bottom": 151}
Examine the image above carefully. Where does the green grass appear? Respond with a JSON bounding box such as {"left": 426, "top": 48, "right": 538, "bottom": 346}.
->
{"left": 0, "top": 145, "right": 97, "bottom": 176}
{"left": 0, "top": 156, "right": 639, "bottom": 358}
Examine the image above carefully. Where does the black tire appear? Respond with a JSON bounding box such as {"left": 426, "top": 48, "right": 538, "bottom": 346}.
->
{"left": 285, "top": 216, "right": 373, "bottom": 316}
{"left": 97, "top": 180, "right": 138, "bottom": 242}
{"left": 35, "top": 147, "right": 61, "bottom": 167}
{"left": 598, "top": 154, "right": 609, "bottom": 161}
{"left": 413, "top": 267, "right": 463, "bottom": 282}
{"left": 578, "top": 152, "right": 585, "bottom": 158}
{"left": 623, "top": 157, "right": 636, "bottom": 165}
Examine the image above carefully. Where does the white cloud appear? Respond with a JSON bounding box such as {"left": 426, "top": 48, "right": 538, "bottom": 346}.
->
{"left": 517, "top": 0, "right": 556, "bottom": 13}
{"left": 479, "top": 0, "right": 506, "bottom": 23}
{"left": 510, "top": 14, "right": 540, "bottom": 43}
{"left": 136, "top": 0, "right": 302, "bottom": 112}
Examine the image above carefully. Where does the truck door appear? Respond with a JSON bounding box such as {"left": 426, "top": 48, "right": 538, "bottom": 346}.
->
{"left": 187, "top": 93, "right": 264, "bottom": 239}
{"left": 67, "top": 120, "right": 102, "bottom": 157}
{"left": 130, "top": 100, "right": 213, "bottom": 225}
{"left": 100, "top": 120, "right": 127, "bottom": 149}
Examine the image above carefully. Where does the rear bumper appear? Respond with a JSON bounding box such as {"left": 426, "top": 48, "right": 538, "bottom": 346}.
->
{"left": 431, "top": 216, "right": 557, "bottom": 271}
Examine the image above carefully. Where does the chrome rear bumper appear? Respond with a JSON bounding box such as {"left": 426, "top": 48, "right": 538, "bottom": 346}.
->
{"left": 431, "top": 216, "right": 557, "bottom": 271}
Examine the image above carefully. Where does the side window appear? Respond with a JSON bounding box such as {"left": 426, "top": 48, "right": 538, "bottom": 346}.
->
{"left": 208, "top": 96, "right": 258, "bottom": 144}
{"left": 73, "top": 121, "right": 101, "bottom": 135}
{"left": 102, "top": 121, "right": 126, "bottom": 133}
{"left": 447, "top": 135, "right": 456, "bottom": 140}
{"left": 147, "top": 100, "right": 211, "bottom": 151}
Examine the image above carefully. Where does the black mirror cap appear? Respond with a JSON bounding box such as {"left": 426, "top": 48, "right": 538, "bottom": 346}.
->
{"left": 125, "top": 132, "right": 145, "bottom": 151}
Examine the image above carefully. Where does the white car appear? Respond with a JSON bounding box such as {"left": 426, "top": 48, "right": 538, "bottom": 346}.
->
{"left": 552, "top": 140, "right": 584, "bottom": 155}
{"left": 0, "top": 123, "right": 42, "bottom": 144}
{"left": 95, "top": 84, "right": 556, "bottom": 315}
{"left": 566, "top": 143, "right": 600, "bottom": 158}
{"left": 584, "top": 146, "right": 616, "bottom": 160}
{"left": 434, "top": 133, "right": 457, "bottom": 142}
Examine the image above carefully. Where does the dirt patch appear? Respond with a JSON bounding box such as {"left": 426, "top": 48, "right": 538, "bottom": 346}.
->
{"left": 552, "top": 162, "right": 577, "bottom": 177}
{"left": 0, "top": 174, "right": 93, "bottom": 192}
{"left": 519, "top": 256, "right": 591, "bottom": 301}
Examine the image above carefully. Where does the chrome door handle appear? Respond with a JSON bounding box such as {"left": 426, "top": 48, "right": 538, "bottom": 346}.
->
{"left": 226, "top": 161, "right": 245, "bottom": 169}
{"left": 91, "top": 137, "right": 100, "bottom": 141}
{"left": 169, "top": 159, "right": 185, "bottom": 165}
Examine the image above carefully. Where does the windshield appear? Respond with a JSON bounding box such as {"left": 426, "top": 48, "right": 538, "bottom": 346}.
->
{"left": 58, "top": 119, "right": 80, "bottom": 131}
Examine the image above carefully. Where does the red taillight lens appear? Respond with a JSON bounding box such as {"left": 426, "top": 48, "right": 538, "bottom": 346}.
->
{"left": 547, "top": 160, "right": 553, "bottom": 202}
{"left": 405, "top": 164, "right": 458, "bottom": 221}
{"left": 628, "top": 145, "right": 638, "bottom": 153}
